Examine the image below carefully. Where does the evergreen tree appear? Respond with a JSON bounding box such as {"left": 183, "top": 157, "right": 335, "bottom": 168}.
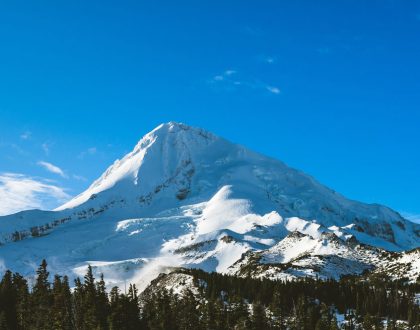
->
{"left": 362, "top": 313, "right": 383, "bottom": 330}
{"left": 51, "top": 275, "right": 73, "bottom": 330}
{"left": 0, "top": 259, "right": 418, "bottom": 330}
{"left": 32, "top": 260, "right": 52, "bottom": 329}
{"left": 126, "top": 284, "right": 141, "bottom": 329}
{"left": 230, "top": 295, "right": 250, "bottom": 330}
{"left": 0, "top": 271, "right": 16, "bottom": 330}
{"left": 251, "top": 301, "right": 268, "bottom": 330}
{"left": 290, "top": 296, "right": 312, "bottom": 330}
{"left": 315, "top": 303, "right": 331, "bottom": 330}
{"left": 82, "top": 265, "right": 99, "bottom": 329}
{"left": 108, "top": 286, "right": 125, "bottom": 330}
{"left": 12, "top": 273, "right": 30, "bottom": 330}
{"left": 201, "top": 299, "right": 218, "bottom": 330}
{"left": 178, "top": 289, "right": 200, "bottom": 330}
{"left": 72, "top": 277, "right": 85, "bottom": 330}
{"left": 96, "top": 274, "right": 110, "bottom": 329}
{"left": 270, "top": 291, "right": 285, "bottom": 329}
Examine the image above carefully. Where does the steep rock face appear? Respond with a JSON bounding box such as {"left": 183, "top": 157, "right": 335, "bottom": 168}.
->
{"left": 0, "top": 122, "right": 418, "bottom": 288}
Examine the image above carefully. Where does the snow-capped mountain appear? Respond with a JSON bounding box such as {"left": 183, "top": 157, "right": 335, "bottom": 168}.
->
{"left": 0, "top": 122, "right": 419, "bottom": 289}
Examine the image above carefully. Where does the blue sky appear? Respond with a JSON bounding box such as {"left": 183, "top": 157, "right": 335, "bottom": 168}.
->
{"left": 0, "top": 1, "right": 419, "bottom": 221}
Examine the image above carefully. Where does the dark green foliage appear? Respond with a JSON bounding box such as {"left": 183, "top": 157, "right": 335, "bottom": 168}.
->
{"left": 0, "top": 262, "right": 419, "bottom": 329}
{"left": 0, "top": 271, "right": 16, "bottom": 329}
{"left": 251, "top": 301, "right": 268, "bottom": 330}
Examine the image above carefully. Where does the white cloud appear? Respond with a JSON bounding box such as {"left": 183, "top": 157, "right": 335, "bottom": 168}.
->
{"left": 0, "top": 173, "right": 70, "bottom": 216}
{"left": 210, "top": 69, "right": 281, "bottom": 95}
{"left": 224, "top": 70, "right": 236, "bottom": 76}
{"left": 266, "top": 86, "right": 281, "bottom": 94}
{"left": 37, "top": 161, "right": 67, "bottom": 178}
{"left": 211, "top": 69, "right": 236, "bottom": 83}
{"left": 20, "top": 131, "right": 32, "bottom": 140}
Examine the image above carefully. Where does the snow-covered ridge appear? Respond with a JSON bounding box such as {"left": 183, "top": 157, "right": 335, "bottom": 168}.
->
{"left": 0, "top": 122, "right": 418, "bottom": 289}
{"left": 56, "top": 122, "right": 218, "bottom": 210}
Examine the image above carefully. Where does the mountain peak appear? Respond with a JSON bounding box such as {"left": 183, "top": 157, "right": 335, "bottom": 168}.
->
{"left": 56, "top": 122, "right": 222, "bottom": 210}
{"left": 1, "top": 123, "right": 418, "bottom": 291}
{"left": 53, "top": 123, "right": 418, "bottom": 251}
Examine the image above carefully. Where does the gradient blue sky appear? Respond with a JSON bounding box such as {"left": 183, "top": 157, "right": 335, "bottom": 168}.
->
{"left": 0, "top": 1, "right": 419, "bottom": 220}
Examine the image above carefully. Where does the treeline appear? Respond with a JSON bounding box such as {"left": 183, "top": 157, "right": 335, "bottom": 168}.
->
{"left": 0, "top": 260, "right": 419, "bottom": 329}
{"left": 0, "top": 260, "right": 140, "bottom": 330}
{"left": 183, "top": 268, "right": 420, "bottom": 329}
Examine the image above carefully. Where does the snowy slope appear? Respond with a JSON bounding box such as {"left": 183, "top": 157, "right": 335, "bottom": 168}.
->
{"left": 0, "top": 122, "right": 419, "bottom": 289}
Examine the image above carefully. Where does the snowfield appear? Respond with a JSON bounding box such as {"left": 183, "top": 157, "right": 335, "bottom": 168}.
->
{"left": 0, "top": 122, "right": 419, "bottom": 289}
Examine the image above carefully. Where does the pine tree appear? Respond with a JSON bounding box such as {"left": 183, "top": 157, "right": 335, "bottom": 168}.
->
{"left": 315, "top": 303, "right": 331, "bottom": 330}
{"left": 83, "top": 265, "right": 99, "bottom": 329}
{"left": 109, "top": 286, "right": 140, "bottom": 330}
{"left": 270, "top": 291, "right": 285, "bottom": 329}
{"left": 109, "top": 286, "right": 123, "bottom": 329}
{"left": 96, "top": 274, "right": 110, "bottom": 329}
{"left": 201, "top": 299, "right": 217, "bottom": 330}
{"left": 362, "top": 313, "right": 377, "bottom": 330}
{"left": 72, "top": 277, "right": 85, "bottom": 329}
{"left": 0, "top": 271, "right": 17, "bottom": 330}
{"left": 12, "top": 272, "right": 30, "bottom": 330}
{"left": 251, "top": 301, "right": 268, "bottom": 330}
{"left": 51, "top": 275, "right": 73, "bottom": 330}
{"left": 178, "top": 289, "right": 200, "bottom": 330}
{"left": 230, "top": 295, "right": 250, "bottom": 330}
{"left": 32, "top": 260, "right": 52, "bottom": 329}
{"left": 156, "top": 288, "right": 175, "bottom": 330}
{"left": 126, "top": 284, "right": 141, "bottom": 329}
{"left": 407, "top": 304, "right": 419, "bottom": 328}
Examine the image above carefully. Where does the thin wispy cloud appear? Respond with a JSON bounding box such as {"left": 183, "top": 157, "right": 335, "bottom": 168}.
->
{"left": 210, "top": 69, "right": 280, "bottom": 95}
{"left": 89, "top": 147, "right": 97, "bottom": 153}
{"left": 224, "top": 70, "right": 236, "bottom": 76}
{"left": 72, "top": 174, "right": 87, "bottom": 181}
{"left": 211, "top": 69, "right": 237, "bottom": 82}
{"left": 256, "top": 54, "right": 277, "bottom": 65}
{"left": 20, "top": 131, "right": 32, "bottom": 140}
{"left": 0, "top": 173, "right": 70, "bottom": 216}
{"left": 78, "top": 147, "right": 97, "bottom": 159}
{"left": 259, "top": 55, "right": 276, "bottom": 64}
{"left": 266, "top": 86, "right": 281, "bottom": 94}
{"left": 37, "top": 161, "right": 67, "bottom": 178}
